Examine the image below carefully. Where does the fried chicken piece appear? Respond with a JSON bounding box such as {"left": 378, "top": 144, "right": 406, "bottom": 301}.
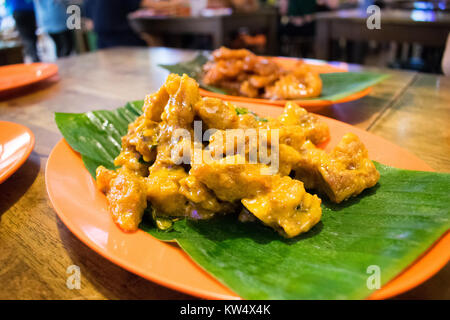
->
{"left": 265, "top": 63, "right": 322, "bottom": 100}
{"left": 218, "top": 59, "right": 245, "bottom": 78}
{"left": 96, "top": 166, "right": 147, "bottom": 232}
{"left": 243, "top": 54, "right": 280, "bottom": 76}
{"left": 207, "top": 126, "right": 304, "bottom": 160}
{"left": 248, "top": 73, "right": 279, "bottom": 88}
{"left": 212, "top": 46, "right": 252, "bottom": 60}
{"left": 143, "top": 84, "right": 169, "bottom": 122}
{"left": 264, "top": 102, "right": 330, "bottom": 145}
{"left": 242, "top": 176, "right": 322, "bottom": 238}
{"left": 179, "top": 175, "right": 234, "bottom": 216}
{"left": 155, "top": 74, "right": 199, "bottom": 166}
{"left": 278, "top": 143, "right": 303, "bottom": 176}
{"left": 145, "top": 166, "right": 227, "bottom": 220}
{"left": 294, "top": 133, "right": 380, "bottom": 203}
{"left": 205, "top": 124, "right": 304, "bottom": 177}
{"left": 239, "top": 80, "right": 259, "bottom": 98}
{"left": 145, "top": 166, "right": 189, "bottom": 217}
{"left": 202, "top": 61, "right": 225, "bottom": 85}
{"left": 162, "top": 73, "right": 198, "bottom": 128}
{"left": 194, "top": 97, "right": 239, "bottom": 130}
{"left": 203, "top": 59, "right": 245, "bottom": 85}
{"left": 236, "top": 113, "right": 260, "bottom": 128}
{"left": 114, "top": 114, "right": 159, "bottom": 176}
{"left": 198, "top": 102, "right": 311, "bottom": 177}
{"left": 194, "top": 97, "right": 264, "bottom": 131}
{"left": 191, "top": 155, "right": 270, "bottom": 202}
{"left": 191, "top": 154, "right": 322, "bottom": 237}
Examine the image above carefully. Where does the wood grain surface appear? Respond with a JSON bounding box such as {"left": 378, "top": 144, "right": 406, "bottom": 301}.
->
{"left": 0, "top": 47, "right": 448, "bottom": 299}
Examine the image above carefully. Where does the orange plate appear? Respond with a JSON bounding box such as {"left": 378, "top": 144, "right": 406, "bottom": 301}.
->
{"left": 0, "top": 121, "right": 35, "bottom": 183}
{"left": 0, "top": 63, "right": 58, "bottom": 92}
{"left": 45, "top": 102, "right": 449, "bottom": 300}
{"left": 198, "top": 57, "right": 372, "bottom": 112}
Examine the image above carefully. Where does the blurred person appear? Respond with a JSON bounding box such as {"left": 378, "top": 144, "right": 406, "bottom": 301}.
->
{"left": 6, "top": 0, "right": 40, "bottom": 62}
{"left": 84, "top": 0, "right": 148, "bottom": 49}
{"left": 33, "top": 0, "right": 73, "bottom": 57}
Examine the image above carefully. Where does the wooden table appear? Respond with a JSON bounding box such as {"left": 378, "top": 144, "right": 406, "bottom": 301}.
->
{"left": 0, "top": 47, "right": 448, "bottom": 299}
{"left": 315, "top": 9, "right": 450, "bottom": 61}
{"left": 128, "top": 9, "right": 278, "bottom": 54}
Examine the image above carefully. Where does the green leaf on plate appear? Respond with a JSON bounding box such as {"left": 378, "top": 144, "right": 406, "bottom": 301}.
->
{"left": 317, "top": 72, "right": 389, "bottom": 101}
{"left": 234, "top": 106, "right": 268, "bottom": 122}
{"left": 159, "top": 53, "right": 208, "bottom": 80}
{"left": 159, "top": 54, "right": 229, "bottom": 95}
{"left": 55, "top": 103, "right": 450, "bottom": 300}
{"left": 158, "top": 54, "right": 389, "bottom": 102}
{"left": 55, "top": 100, "right": 144, "bottom": 177}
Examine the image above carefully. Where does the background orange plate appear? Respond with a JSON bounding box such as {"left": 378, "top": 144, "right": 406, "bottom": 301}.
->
{"left": 0, "top": 121, "right": 35, "bottom": 183}
{"left": 45, "top": 102, "right": 449, "bottom": 300}
{"left": 199, "top": 57, "right": 373, "bottom": 112}
{"left": 0, "top": 63, "right": 58, "bottom": 92}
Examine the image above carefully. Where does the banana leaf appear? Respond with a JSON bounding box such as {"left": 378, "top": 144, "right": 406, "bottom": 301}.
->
{"left": 159, "top": 54, "right": 228, "bottom": 95}
{"left": 55, "top": 100, "right": 144, "bottom": 177}
{"left": 54, "top": 103, "right": 450, "bottom": 300}
{"left": 158, "top": 54, "right": 389, "bottom": 101}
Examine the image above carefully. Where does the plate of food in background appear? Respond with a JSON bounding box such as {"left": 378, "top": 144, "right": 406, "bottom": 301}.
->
{"left": 158, "top": 47, "right": 388, "bottom": 111}
{"left": 47, "top": 74, "right": 450, "bottom": 300}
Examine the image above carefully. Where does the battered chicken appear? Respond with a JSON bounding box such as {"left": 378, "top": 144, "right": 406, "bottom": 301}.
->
{"left": 96, "top": 73, "right": 379, "bottom": 237}
{"left": 96, "top": 166, "right": 147, "bottom": 232}
{"left": 264, "top": 63, "right": 322, "bottom": 100}
{"left": 191, "top": 154, "right": 322, "bottom": 237}
{"left": 202, "top": 47, "right": 322, "bottom": 100}
{"left": 242, "top": 176, "right": 322, "bottom": 238}
{"left": 114, "top": 114, "right": 159, "bottom": 175}
{"left": 294, "top": 133, "right": 380, "bottom": 203}
{"left": 153, "top": 73, "right": 198, "bottom": 167}
{"left": 264, "top": 101, "right": 330, "bottom": 145}
{"left": 195, "top": 98, "right": 330, "bottom": 145}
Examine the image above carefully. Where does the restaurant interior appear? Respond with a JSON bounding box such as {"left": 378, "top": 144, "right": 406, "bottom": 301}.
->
{"left": 0, "top": 0, "right": 449, "bottom": 302}
{"left": 2, "top": 0, "right": 450, "bottom": 73}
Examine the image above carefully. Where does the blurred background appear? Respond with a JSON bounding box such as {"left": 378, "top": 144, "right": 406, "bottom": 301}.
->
{"left": 1, "top": 0, "right": 449, "bottom": 74}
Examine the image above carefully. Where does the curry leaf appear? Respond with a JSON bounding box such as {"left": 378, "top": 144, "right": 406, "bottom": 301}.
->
{"left": 234, "top": 106, "right": 267, "bottom": 122}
